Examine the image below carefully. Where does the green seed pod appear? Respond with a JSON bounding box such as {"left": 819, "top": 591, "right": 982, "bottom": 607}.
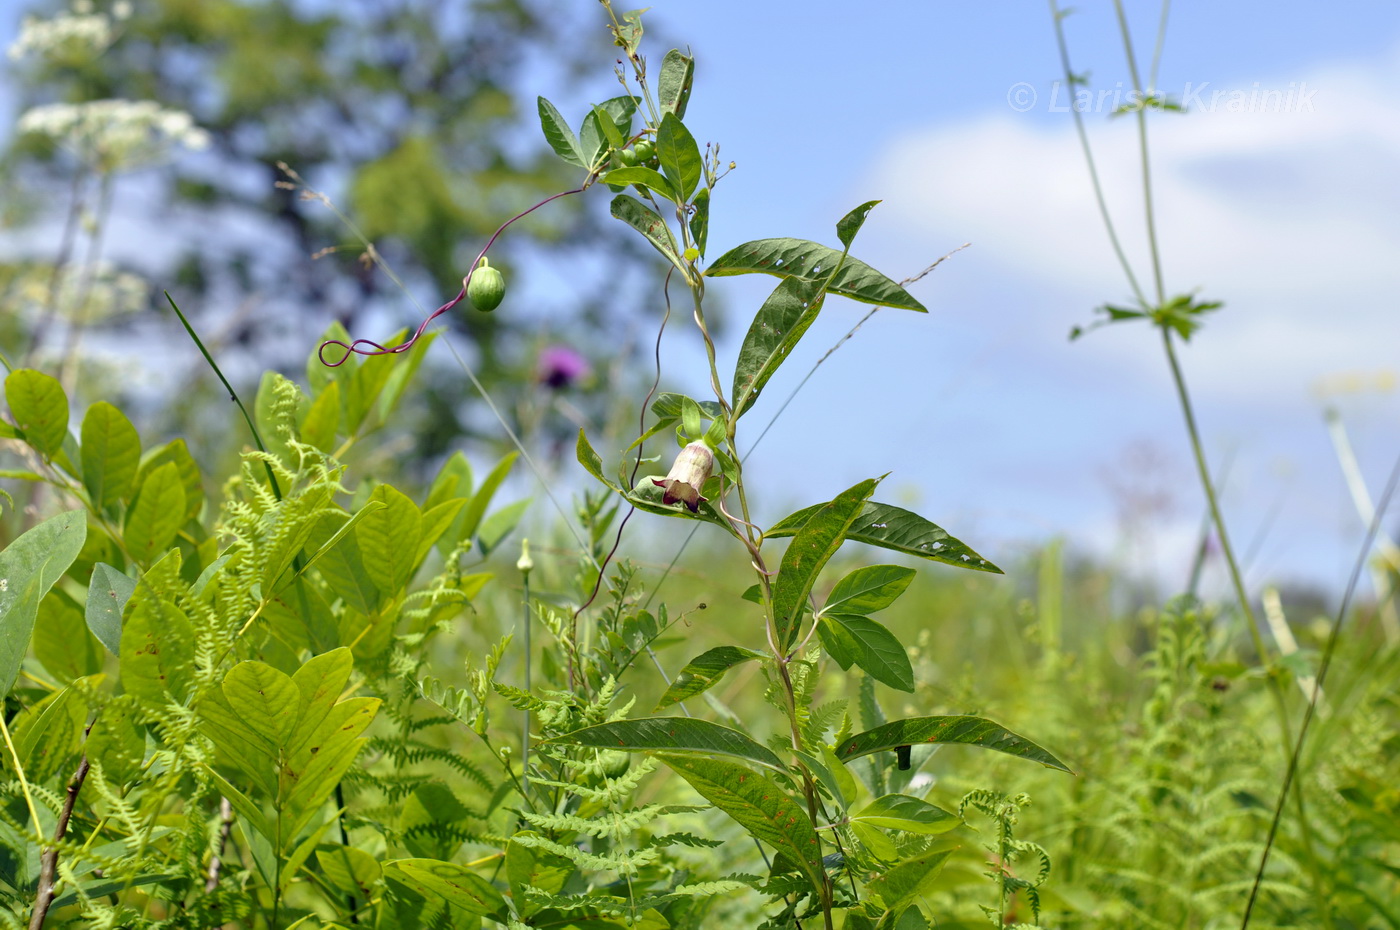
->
{"left": 617, "top": 146, "right": 640, "bottom": 167}
{"left": 467, "top": 257, "right": 505, "bottom": 312}
{"left": 632, "top": 140, "right": 654, "bottom": 164}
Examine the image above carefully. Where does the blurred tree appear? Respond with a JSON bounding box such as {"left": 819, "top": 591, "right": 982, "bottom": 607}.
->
{"left": 2, "top": 0, "right": 669, "bottom": 469}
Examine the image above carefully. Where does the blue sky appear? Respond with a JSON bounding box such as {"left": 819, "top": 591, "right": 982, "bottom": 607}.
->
{"left": 629, "top": 1, "right": 1400, "bottom": 597}
{"left": 4, "top": 2, "right": 1399, "bottom": 599}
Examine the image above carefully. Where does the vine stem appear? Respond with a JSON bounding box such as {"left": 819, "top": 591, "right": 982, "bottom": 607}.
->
{"left": 29, "top": 747, "right": 91, "bottom": 930}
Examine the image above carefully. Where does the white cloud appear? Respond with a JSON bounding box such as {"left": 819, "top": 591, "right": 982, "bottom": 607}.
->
{"left": 863, "top": 45, "right": 1400, "bottom": 409}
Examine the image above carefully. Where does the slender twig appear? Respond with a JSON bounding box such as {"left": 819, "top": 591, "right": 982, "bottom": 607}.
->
{"left": 1242, "top": 450, "right": 1400, "bottom": 927}
{"left": 204, "top": 797, "right": 234, "bottom": 892}
{"left": 30, "top": 749, "right": 92, "bottom": 930}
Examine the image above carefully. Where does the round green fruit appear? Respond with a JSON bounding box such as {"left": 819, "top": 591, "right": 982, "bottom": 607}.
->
{"left": 467, "top": 257, "right": 505, "bottom": 312}
{"left": 632, "top": 140, "right": 654, "bottom": 164}
{"left": 617, "top": 146, "right": 640, "bottom": 167}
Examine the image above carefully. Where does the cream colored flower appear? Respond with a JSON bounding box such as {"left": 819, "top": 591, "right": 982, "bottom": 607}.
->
{"left": 651, "top": 440, "right": 714, "bottom": 513}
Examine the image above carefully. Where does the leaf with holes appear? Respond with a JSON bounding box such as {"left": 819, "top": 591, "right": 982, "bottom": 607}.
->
{"left": 768, "top": 500, "right": 1001, "bottom": 573}
{"left": 835, "top": 716, "right": 1071, "bottom": 772}
{"left": 707, "top": 238, "right": 925, "bottom": 311}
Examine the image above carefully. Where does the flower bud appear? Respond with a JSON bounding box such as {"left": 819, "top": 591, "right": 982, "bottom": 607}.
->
{"left": 651, "top": 440, "right": 714, "bottom": 513}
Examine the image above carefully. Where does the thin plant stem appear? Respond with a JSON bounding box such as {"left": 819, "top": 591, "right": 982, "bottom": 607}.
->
{"left": 1111, "top": 0, "right": 1166, "bottom": 304}
{"left": 1241, "top": 450, "right": 1400, "bottom": 927}
{"left": 29, "top": 749, "right": 91, "bottom": 930}
{"left": 0, "top": 713, "right": 43, "bottom": 842}
{"left": 1049, "top": 0, "right": 1149, "bottom": 307}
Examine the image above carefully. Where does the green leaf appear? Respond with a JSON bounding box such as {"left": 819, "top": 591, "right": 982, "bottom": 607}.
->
{"left": 545, "top": 716, "right": 785, "bottom": 772}
{"left": 658, "top": 49, "right": 695, "bottom": 119}
{"left": 383, "top": 859, "right": 508, "bottom": 921}
{"left": 651, "top": 392, "right": 724, "bottom": 421}
{"left": 358, "top": 484, "right": 422, "bottom": 595}
{"left": 300, "top": 379, "right": 340, "bottom": 453}
{"left": 135, "top": 439, "right": 204, "bottom": 525}
{"left": 679, "top": 395, "right": 704, "bottom": 440}
{"left": 33, "top": 588, "right": 101, "bottom": 682}
{"left": 791, "top": 747, "right": 850, "bottom": 810}
{"left": 85, "top": 696, "right": 145, "bottom": 785}
{"left": 426, "top": 451, "right": 473, "bottom": 558}
{"left": 818, "top": 615, "right": 914, "bottom": 692}
{"left": 12, "top": 685, "right": 86, "bottom": 783}
{"left": 850, "top": 794, "right": 960, "bottom": 835}
{"left": 345, "top": 341, "right": 401, "bottom": 435}
{"left": 835, "top": 716, "right": 1071, "bottom": 773}
{"left": 282, "top": 697, "right": 378, "bottom": 840}
{"left": 459, "top": 452, "right": 517, "bottom": 544}
{"left": 318, "top": 845, "right": 382, "bottom": 899}
{"left": 477, "top": 498, "right": 529, "bottom": 557}
{"left": 707, "top": 238, "right": 926, "bottom": 311}
{"left": 659, "top": 754, "right": 825, "bottom": 895}
{"left": 689, "top": 186, "right": 710, "bottom": 258}
{"left": 223, "top": 661, "right": 300, "bottom": 750}
{"left": 507, "top": 831, "right": 575, "bottom": 920}
{"left": 85, "top": 562, "right": 134, "bottom": 655}
{"left": 767, "top": 501, "right": 1001, "bottom": 574}
{"left": 4, "top": 369, "right": 69, "bottom": 456}
{"left": 731, "top": 275, "right": 826, "bottom": 416}
{"left": 576, "top": 428, "right": 617, "bottom": 491}
{"left": 825, "top": 565, "right": 916, "bottom": 615}
{"left": 610, "top": 194, "right": 685, "bottom": 274}
{"left": 306, "top": 511, "right": 380, "bottom": 614}
{"left": 280, "top": 816, "right": 340, "bottom": 894}
{"left": 837, "top": 200, "right": 882, "bottom": 250}
{"left": 537, "top": 96, "right": 583, "bottom": 166}
{"left": 80, "top": 402, "right": 141, "bottom": 510}
{"left": 599, "top": 166, "right": 678, "bottom": 202}
{"left": 657, "top": 112, "right": 701, "bottom": 202}
{"left": 119, "top": 550, "right": 195, "bottom": 706}
{"left": 654, "top": 645, "right": 764, "bottom": 711}
{"left": 205, "top": 766, "right": 273, "bottom": 845}
{"left": 0, "top": 509, "right": 86, "bottom": 696}
{"left": 625, "top": 479, "right": 733, "bottom": 534}
{"left": 589, "top": 103, "right": 626, "bottom": 150}
{"left": 123, "top": 462, "right": 186, "bottom": 565}
{"left": 865, "top": 849, "right": 954, "bottom": 912}
{"left": 771, "top": 478, "right": 879, "bottom": 650}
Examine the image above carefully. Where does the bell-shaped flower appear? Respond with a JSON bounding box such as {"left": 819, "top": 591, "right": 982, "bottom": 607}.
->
{"left": 651, "top": 440, "right": 714, "bottom": 513}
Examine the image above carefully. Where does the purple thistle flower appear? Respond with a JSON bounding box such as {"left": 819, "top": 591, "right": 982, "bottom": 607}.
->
{"left": 538, "top": 345, "right": 590, "bottom": 389}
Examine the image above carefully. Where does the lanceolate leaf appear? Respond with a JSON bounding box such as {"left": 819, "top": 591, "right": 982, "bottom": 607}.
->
{"left": 865, "top": 849, "right": 955, "bottom": 912}
{"left": 689, "top": 186, "right": 710, "bottom": 256}
{"left": 0, "top": 509, "right": 86, "bottom": 696}
{"left": 731, "top": 275, "right": 827, "bottom": 416}
{"left": 837, "top": 200, "right": 882, "bottom": 250}
{"left": 825, "top": 564, "right": 916, "bottom": 615}
{"left": 771, "top": 478, "right": 879, "bottom": 650}
{"left": 546, "top": 717, "right": 785, "bottom": 772}
{"left": 358, "top": 484, "right": 421, "bottom": 595}
{"left": 459, "top": 452, "right": 518, "bottom": 544}
{"left": 658, "top": 49, "right": 695, "bottom": 118}
{"left": 835, "top": 716, "right": 1071, "bottom": 773}
{"left": 80, "top": 401, "right": 141, "bottom": 510}
{"left": 611, "top": 194, "right": 685, "bottom": 274}
{"left": 537, "top": 96, "right": 584, "bottom": 167}
{"left": 707, "top": 238, "right": 926, "bottom": 312}
{"left": 654, "top": 645, "right": 765, "bottom": 711}
{"left": 818, "top": 615, "right": 914, "bottom": 692}
{"left": 767, "top": 500, "right": 1002, "bottom": 574}
{"left": 658, "top": 754, "right": 825, "bottom": 896}
{"left": 851, "top": 794, "right": 960, "bottom": 835}
{"left": 656, "top": 112, "right": 701, "bottom": 202}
